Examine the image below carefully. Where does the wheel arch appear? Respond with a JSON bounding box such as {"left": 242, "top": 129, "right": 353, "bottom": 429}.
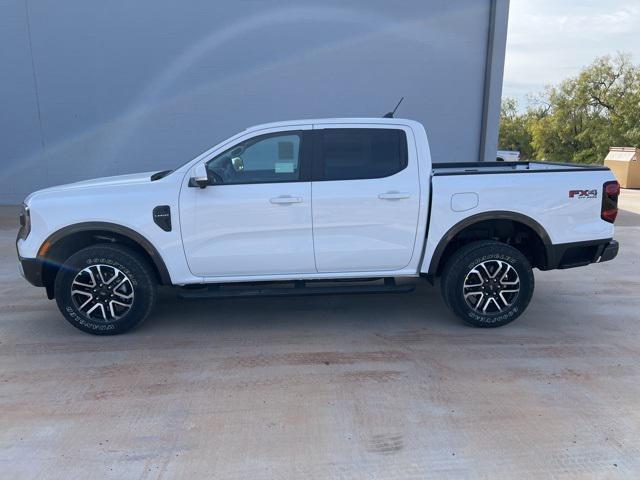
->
{"left": 426, "top": 211, "right": 552, "bottom": 277}
{"left": 38, "top": 222, "right": 172, "bottom": 297}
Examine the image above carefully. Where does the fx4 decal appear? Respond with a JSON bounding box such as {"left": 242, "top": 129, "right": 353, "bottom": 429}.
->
{"left": 569, "top": 189, "right": 597, "bottom": 199}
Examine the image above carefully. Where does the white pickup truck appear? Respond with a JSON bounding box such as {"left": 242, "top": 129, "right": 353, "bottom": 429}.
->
{"left": 17, "top": 118, "right": 620, "bottom": 335}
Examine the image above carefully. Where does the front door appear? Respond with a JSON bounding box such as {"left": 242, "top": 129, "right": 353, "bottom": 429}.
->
{"left": 311, "top": 125, "right": 421, "bottom": 272}
{"left": 180, "top": 127, "right": 316, "bottom": 277}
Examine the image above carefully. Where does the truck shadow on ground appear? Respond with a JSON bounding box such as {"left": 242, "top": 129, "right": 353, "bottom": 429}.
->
{"left": 614, "top": 208, "right": 640, "bottom": 227}
{"left": 141, "top": 281, "right": 462, "bottom": 336}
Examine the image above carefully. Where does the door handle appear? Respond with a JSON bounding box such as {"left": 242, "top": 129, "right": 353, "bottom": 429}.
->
{"left": 378, "top": 191, "right": 411, "bottom": 200}
{"left": 270, "top": 195, "right": 303, "bottom": 205}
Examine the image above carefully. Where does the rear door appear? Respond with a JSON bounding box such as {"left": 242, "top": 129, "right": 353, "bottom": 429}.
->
{"left": 311, "top": 125, "right": 421, "bottom": 272}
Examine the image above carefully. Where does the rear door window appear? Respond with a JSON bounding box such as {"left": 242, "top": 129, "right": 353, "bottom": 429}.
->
{"left": 315, "top": 128, "right": 407, "bottom": 181}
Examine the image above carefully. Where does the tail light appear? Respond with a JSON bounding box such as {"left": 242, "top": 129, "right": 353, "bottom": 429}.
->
{"left": 601, "top": 180, "right": 620, "bottom": 224}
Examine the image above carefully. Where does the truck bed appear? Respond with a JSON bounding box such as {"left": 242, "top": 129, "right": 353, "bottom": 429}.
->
{"left": 432, "top": 161, "right": 610, "bottom": 176}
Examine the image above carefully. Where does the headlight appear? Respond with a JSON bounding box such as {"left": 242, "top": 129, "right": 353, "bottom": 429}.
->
{"left": 18, "top": 203, "right": 31, "bottom": 240}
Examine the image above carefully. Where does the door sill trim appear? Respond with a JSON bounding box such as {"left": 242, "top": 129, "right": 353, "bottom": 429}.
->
{"left": 191, "top": 268, "right": 420, "bottom": 285}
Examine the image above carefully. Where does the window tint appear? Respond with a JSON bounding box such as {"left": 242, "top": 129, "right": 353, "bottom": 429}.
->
{"left": 320, "top": 129, "right": 407, "bottom": 181}
{"left": 206, "top": 132, "right": 301, "bottom": 184}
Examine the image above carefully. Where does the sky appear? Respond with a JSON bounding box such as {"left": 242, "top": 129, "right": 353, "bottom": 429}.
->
{"left": 503, "top": 0, "right": 640, "bottom": 108}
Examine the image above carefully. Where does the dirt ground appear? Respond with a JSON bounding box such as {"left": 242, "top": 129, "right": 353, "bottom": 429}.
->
{"left": 1, "top": 195, "right": 639, "bottom": 479}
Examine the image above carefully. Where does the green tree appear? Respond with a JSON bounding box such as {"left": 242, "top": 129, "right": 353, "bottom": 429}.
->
{"left": 498, "top": 98, "right": 534, "bottom": 159}
{"left": 529, "top": 54, "right": 640, "bottom": 164}
{"left": 500, "top": 53, "right": 640, "bottom": 164}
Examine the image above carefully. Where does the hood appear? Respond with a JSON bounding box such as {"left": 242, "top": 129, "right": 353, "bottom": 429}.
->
{"left": 25, "top": 172, "right": 156, "bottom": 202}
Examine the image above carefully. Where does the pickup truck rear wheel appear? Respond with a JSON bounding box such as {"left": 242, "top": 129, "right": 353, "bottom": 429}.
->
{"left": 54, "top": 245, "right": 157, "bottom": 335}
{"left": 441, "top": 241, "right": 534, "bottom": 327}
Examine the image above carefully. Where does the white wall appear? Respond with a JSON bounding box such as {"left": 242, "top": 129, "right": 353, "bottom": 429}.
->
{"left": 0, "top": 0, "right": 508, "bottom": 203}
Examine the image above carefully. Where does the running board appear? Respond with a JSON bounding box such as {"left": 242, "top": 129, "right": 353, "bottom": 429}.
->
{"left": 178, "top": 278, "right": 416, "bottom": 300}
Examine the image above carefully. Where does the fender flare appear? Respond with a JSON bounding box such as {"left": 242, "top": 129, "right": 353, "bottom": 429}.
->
{"left": 426, "top": 211, "right": 553, "bottom": 276}
{"left": 39, "top": 222, "right": 172, "bottom": 285}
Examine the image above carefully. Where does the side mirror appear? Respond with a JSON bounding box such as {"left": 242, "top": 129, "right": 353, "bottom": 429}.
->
{"left": 189, "top": 164, "right": 209, "bottom": 188}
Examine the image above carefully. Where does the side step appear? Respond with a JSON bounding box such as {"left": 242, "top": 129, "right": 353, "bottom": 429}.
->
{"left": 178, "top": 278, "right": 416, "bottom": 300}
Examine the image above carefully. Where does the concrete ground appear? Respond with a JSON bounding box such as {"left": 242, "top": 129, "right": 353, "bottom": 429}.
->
{"left": 619, "top": 188, "right": 640, "bottom": 215}
{"left": 1, "top": 194, "right": 639, "bottom": 479}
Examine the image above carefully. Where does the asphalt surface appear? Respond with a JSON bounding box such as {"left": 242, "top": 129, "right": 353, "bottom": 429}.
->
{"left": 1, "top": 197, "right": 640, "bottom": 479}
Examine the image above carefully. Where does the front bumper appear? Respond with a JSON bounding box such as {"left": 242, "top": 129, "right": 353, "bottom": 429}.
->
{"left": 17, "top": 222, "right": 44, "bottom": 287}
{"left": 18, "top": 256, "right": 45, "bottom": 287}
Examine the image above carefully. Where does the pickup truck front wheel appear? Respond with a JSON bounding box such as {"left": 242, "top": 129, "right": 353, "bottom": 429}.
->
{"left": 54, "top": 245, "right": 157, "bottom": 335}
{"left": 441, "top": 241, "right": 534, "bottom": 328}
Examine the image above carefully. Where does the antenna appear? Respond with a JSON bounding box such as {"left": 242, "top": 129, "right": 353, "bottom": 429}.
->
{"left": 383, "top": 97, "right": 404, "bottom": 118}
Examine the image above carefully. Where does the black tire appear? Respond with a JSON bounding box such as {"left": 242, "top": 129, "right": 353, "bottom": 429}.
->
{"left": 440, "top": 240, "right": 534, "bottom": 328}
{"left": 54, "top": 244, "right": 157, "bottom": 335}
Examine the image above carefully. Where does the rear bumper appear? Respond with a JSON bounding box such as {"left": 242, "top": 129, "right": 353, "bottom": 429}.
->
{"left": 599, "top": 240, "right": 619, "bottom": 263}
{"left": 545, "top": 239, "right": 618, "bottom": 270}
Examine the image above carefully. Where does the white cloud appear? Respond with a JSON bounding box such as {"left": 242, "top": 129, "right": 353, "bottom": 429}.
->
{"left": 503, "top": 0, "right": 640, "bottom": 107}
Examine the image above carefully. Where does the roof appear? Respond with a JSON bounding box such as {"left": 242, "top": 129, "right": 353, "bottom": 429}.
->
{"left": 605, "top": 147, "right": 639, "bottom": 162}
{"left": 245, "top": 117, "right": 423, "bottom": 132}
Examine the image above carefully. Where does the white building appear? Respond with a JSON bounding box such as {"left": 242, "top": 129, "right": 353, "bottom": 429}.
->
{"left": 0, "top": 0, "right": 510, "bottom": 203}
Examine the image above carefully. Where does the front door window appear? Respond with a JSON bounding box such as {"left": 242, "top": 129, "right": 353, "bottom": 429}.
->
{"left": 206, "top": 133, "right": 301, "bottom": 185}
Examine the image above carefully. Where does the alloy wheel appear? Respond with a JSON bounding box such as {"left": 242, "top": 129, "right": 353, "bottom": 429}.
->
{"left": 462, "top": 259, "right": 520, "bottom": 314}
{"left": 70, "top": 264, "right": 134, "bottom": 321}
